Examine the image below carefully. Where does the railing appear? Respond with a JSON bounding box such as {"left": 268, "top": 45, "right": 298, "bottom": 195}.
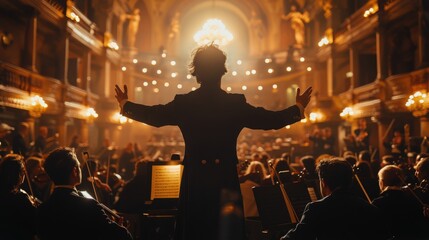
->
{"left": 0, "top": 62, "right": 33, "bottom": 94}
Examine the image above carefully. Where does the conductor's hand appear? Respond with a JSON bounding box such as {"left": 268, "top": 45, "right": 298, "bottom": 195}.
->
{"left": 114, "top": 84, "right": 128, "bottom": 105}
{"left": 296, "top": 87, "right": 312, "bottom": 108}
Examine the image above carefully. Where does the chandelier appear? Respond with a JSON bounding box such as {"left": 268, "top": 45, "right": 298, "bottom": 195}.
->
{"left": 405, "top": 91, "right": 429, "bottom": 117}
{"left": 193, "top": 19, "right": 233, "bottom": 46}
{"left": 29, "top": 95, "right": 48, "bottom": 118}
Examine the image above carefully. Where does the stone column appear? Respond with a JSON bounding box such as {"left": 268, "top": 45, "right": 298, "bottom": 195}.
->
{"left": 417, "top": 0, "right": 429, "bottom": 68}
{"left": 376, "top": 0, "right": 388, "bottom": 81}
{"left": 24, "top": 9, "right": 38, "bottom": 72}
{"left": 348, "top": 44, "right": 357, "bottom": 90}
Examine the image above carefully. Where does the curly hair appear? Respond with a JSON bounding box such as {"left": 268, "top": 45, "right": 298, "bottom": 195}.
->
{"left": 188, "top": 43, "right": 227, "bottom": 82}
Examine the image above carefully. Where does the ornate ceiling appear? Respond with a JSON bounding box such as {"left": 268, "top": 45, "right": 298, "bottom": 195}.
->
{"left": 127, "top": 0, "right": 297, "bottom": 60}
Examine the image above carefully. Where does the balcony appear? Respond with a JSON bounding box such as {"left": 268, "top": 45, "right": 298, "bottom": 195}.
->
{"left": 0, "top": 61, "right": 62, "bottom": 114}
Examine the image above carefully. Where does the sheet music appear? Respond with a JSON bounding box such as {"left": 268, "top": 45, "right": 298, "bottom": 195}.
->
{"left": 150, "top": 165, "right": 183, "bottom": 200}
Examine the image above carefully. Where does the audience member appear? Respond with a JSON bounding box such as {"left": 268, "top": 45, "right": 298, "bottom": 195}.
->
{"left": 281, "top": 158, "right": 392, "bottom": 240}
{"left": 37, "top": 147, "right": 132, "bottom": 240}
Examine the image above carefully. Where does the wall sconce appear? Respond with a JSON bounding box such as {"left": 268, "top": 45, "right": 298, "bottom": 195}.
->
{"left": 83, "top": 107, "right": 98, "bottom": 123}
{"left": 318, "top": 28, "right": 333, "bottom": 47}
{"left": 112, "top": 112, "right": 133, "bottom": 124}
{"left": 29, "top": 95, "right": 48, "bottom": 118}
{"left": 340, "top": 106, "right": 354, "bottom": 121}
{"left": 104, "top": 32, "right": 119, "bottom": 51}
{"left": 1, "top": 31, "right": 13, "bottom": 48}
{"left": 363, "top": 5, "right": 378, "bottom": 18}
{"left": 405, "top": 91, "right": 428, "bottom": 117}
{"left": 309, "top": 111, "right": 326, "bottom": 123}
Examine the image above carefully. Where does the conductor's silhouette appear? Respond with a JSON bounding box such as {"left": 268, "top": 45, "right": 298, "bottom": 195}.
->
{"left": 115, "top": 43, "right": 312, "bottom": 240}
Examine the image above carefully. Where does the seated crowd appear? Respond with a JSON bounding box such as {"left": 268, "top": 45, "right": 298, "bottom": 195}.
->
{"left": 1, "top": 132, "right": 429, "bottom": 239}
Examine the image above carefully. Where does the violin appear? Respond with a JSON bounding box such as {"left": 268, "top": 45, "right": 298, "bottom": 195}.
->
{"left": 81, "top": 152, "right": 126, "bottom": 226}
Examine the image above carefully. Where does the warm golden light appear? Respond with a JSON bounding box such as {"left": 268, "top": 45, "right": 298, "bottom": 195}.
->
{"left": 318, "top": 36, "right": 330, "bottom": 47}
{"left": 406, "top": 91, "right": 429, "bottom": 117}
{"left": 309, "top": 111, "right": 325, "bottom": 123}
{"left": 194, "top": 19, "right": 233, "bottom": 46}
{"left": 29, "top": 95, "right": 48, "bottom": 118}
{"left": 340, "top": 107, "right": 354, "bottom": 120}
{"left": 363, "top": 5, "right": 378, "bottom": 18}
{"left": 83, "top": 107, "right": 98, "bottom": 123}
{"left": 113, "top": 112, "right": 133, "bottom": 124}
{"left": 84, "top": 107, "right": 98, "bottom": 118}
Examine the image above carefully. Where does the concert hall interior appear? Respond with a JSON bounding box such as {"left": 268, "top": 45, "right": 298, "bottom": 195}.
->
{"left": 1, "top": 0, "right": 429, "bottom": 240}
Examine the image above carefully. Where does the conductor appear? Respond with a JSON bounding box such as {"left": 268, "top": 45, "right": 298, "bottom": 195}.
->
{"left": 114, "top": 43, "right": 312, "bottom": 240}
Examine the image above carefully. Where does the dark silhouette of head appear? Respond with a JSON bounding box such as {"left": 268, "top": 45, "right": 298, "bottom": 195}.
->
{"left": 317, "top": 158, "right": 353, "bottom": 191}
{"left": 355, "top": 161, "right": 374, "bottom": 179}
{"left": 44, "top": 147, "right": 80, "bottom": 185}
{"left": 189, "top": 43, "right": 227, "bottom": 85}
{"left": 0, "top": 154, "right": 25, "bottom": 193}
{"left": 301, "top": 155, "right": 316, "bottom": 173}
{"left": 359, "top": 150, "right": 371, "bottom": 162}
{"left": 344, "top": 155, "right": 357, "bottom": 167}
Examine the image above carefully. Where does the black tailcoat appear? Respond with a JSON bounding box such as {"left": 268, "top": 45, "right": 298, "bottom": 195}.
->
{"left": 122, "top": 88, "right": 302, "bottom": 240}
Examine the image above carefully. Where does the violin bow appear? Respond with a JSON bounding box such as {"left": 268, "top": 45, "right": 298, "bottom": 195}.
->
{"left": 82, "top": 152, "right": 100, "bottom": 202}
{"left": 269, "top": 160, "right": 299, "bottom": 223}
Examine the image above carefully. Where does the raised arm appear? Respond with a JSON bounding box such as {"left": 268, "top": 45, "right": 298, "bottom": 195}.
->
{"left": 296, "top": 87, "right": 312, "bottom": 108}
{"left": 114, "top": 84, "right": 128, "bottom": 111}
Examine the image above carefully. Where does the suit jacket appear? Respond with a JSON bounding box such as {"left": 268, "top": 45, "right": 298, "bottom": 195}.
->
{"left": 36, "top": 187, "right": 132, "bottom": 240}
{"left": 122, "top": 88, "right": 302, "bottom": 240}
{"left": 372, "top": 189, "right": 428, "bottom": 239}
{"left": 0, "top": 189, "right": 37, "bottom": 240}
{"left": 282, "top": 189, "right": 393, "bottom": 240}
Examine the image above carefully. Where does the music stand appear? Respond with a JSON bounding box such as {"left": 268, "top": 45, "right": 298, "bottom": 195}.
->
{"left": 252, "top": 185, "right": 294, "bottom": 236}
{"left": 253, "top": 181, "right": 316, "bottom": 238}
{"left": 283, "top": 181, "right": 314, "bottom": 218}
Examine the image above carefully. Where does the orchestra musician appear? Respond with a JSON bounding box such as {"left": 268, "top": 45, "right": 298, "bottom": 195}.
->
{"left": 372, "top": 165, "right": 427, "bottom": 239}
{"left": 36, "top": 147, "right": 133, "bottom": 240}
{"left": 22, "top": 156, "right": 53, "bottom": 203}
{"left": 281, "top": 158, "right": 392, "bottom": 240}
{"left": 354, "top": 119, "right": 370, "bottom": 153}
{"left": 383, "top": 129, "right": 406, "bottom": 160}
{"left": 413, "top": 157, "right": 429, "bottom": 212}
{"left": 0, "top": 153, "right": 37, "bottom": 240}
{"left": 77, "top": 159, "right": 114, "bottom": 208}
